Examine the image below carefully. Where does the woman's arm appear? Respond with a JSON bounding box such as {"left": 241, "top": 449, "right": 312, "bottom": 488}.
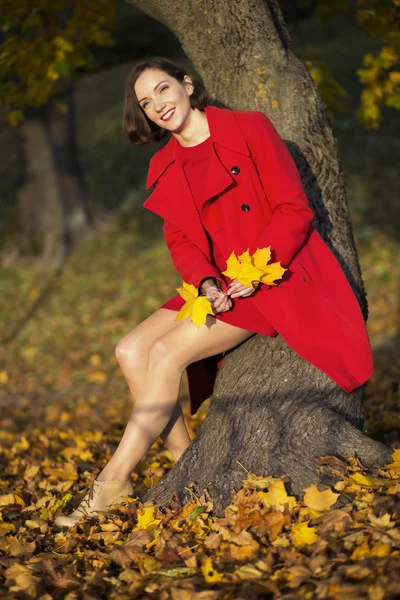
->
{"left": 239, "top": 111, "right": 314, "bottom": 268}
{"left": 163, "top": 219, "right": 223, "bottom": 289}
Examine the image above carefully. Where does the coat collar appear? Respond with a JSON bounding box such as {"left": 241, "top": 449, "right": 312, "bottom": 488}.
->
{"left": 143, "top": 105, "right": 250, "bottom": 256}
{"left": 145, "top": 104, "right": 249, "bottom": 190}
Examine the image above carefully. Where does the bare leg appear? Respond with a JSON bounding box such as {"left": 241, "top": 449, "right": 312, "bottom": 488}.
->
{"left": 114, "top": 308, "right": 192, "bottom": 462}
{"left": 98, "top": 312, "right": 254, "bottom": 481}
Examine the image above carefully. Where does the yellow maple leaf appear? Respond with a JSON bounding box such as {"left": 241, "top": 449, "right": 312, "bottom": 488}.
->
{"left": 237, "top": 262, "right": 266, "bottom": 288}
{"left": 201, "top": 557, "right": 224, "bottom": 583}
{"left": 224, "top": 251, "right": 242, "bottom": 279}
{"left": 257, "top": 479, "right": 298, "bottom": 511}
{"left": 251, "top": 247, "right": 271, "bottom": 265}
{"left": 303, "top": 484, "right": 340, "bottom": 511}
{"left": 271, "top": 535, "right": 290, "bottom": 547}
{"left": 175, "top": 281, "right": 214, "bottom": 328}
{"left": 367, "top": 511, "right": 395, "bottom": 529}
{"left": 237, "top": 249, "right": 252, "bottom": 263}
{"left": 176, "top": 281, "right": 198, "bottom": 303}
{"left": 381, "top": 448, "right": 400, "bottom": 470}
{"left": 291, "top": 520, "right": 319, "bottom": 546}
{"left": 134, "top": 505, "right": 161, "bottom": 532}
{"left": 222, "top": 246, "right": 286, "bottom": 288}
{"left": 260, "top": 262, "right": 286, "bottom": 285}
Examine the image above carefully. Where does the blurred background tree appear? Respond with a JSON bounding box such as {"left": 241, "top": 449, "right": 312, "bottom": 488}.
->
{"left": 298, "top": 0, "right": 400, "bottom": 128}
{"left": 0, "top": 0, "right": 116, "bottom": 268}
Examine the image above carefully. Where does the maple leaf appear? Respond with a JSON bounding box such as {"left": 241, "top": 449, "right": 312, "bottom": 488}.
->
{"left": 222, "top": 247, "right": 286, "bottom": 288}
{"left": 257, "top": 479, "right": 298, "bottom": 511}
{"left": 224, "top": 251, "right": 242, "bottom": 279}
{"left": 291, "top": 520, "right": 319, "bottom": 546}
{"left": 134, "top": 505, "right": 162, "bottom": 531}
{"left": 109, "top": 530, "right": 153, "bottom": 568}
{"left": 201, "top": 556, "right": 224, "bottom": 583}
{"left": 303, "top": 484, "right": 340, "bottom": 512}
{"left": 175, "top": 281, "right": 214, "bottom": 328}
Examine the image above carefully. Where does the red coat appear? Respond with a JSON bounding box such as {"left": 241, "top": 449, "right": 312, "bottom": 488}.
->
{"left": 144, "top": 105, "right": 374, "bottom": 414}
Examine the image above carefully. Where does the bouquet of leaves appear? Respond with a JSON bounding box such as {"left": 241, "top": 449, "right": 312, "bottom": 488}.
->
{"left": 175, "top": 246, "right": 286, "bottom": 328}
{"left": 221, "top": 246, "right": 286, "bottom": 291}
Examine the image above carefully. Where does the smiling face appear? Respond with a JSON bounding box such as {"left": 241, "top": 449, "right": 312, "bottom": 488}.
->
{"left": 134, "top": 68, "right": 194, "bottom": 132}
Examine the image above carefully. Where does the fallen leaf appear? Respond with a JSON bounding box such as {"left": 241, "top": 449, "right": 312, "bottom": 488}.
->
{"left": 303, "top": 484, "right": 340, "bottom": 511}
{"left": 257, "top": 479, "right": 298, "bottom": 511}
{"left": 201, "top": 556, "right": 224, "bottom": 583}
{"left": 5, "top": 563, "right": 39, "bottom": 597}
{"left": 291, "top": 521, "right": 319, "bottom": 546}
{"left": 109, "top": 529, "right": 152, "bottom": 568}
{"left": 135, "top": 505, "right": 162, "bottom": 531}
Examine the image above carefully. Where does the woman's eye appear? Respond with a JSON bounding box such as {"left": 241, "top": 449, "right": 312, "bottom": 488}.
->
{"left": 142, "top": 86, "right": 168, "bottom": 109}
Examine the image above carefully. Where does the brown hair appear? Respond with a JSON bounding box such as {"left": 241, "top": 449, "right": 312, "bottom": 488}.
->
{"left": 122, "top": 56, "right": 210, "bottom": 146}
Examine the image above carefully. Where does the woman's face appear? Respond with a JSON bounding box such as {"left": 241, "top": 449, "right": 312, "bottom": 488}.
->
{"left": 134, "top": 68, "right": 194, "bottom": 131}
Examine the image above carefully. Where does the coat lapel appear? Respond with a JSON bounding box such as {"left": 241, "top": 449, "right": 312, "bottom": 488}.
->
{"left": 143, "top": 105, "right": 250, "bottom": 254}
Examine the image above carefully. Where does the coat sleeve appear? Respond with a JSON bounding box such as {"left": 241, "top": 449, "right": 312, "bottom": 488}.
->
{"left": 163, "top": 219, "right": 223, "bottom": 289}
{"left": 241, "top": 111, "right": 314, "bottom": 268}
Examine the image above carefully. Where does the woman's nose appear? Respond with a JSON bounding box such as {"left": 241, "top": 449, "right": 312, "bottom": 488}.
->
{"left": 154, "top": 100, "right": 166, "bottom": 113}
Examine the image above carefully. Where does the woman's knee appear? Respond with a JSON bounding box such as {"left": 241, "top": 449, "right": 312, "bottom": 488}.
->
{"left": 115, "top": 330, "right": 147, "bottom": 369}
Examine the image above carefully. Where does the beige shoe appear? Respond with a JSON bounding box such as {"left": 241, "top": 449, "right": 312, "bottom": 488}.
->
{"left": 54, "top": 475, "right": 134, "bottom": 528}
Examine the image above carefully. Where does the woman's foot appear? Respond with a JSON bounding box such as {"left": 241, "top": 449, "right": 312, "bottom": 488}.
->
{"left": 54, "top": 475, "right": 134, "bottom": 528}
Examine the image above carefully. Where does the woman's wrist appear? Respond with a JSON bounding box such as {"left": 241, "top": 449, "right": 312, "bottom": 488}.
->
{"left": 199, "top": 277, "right": 222, "bottom": 295}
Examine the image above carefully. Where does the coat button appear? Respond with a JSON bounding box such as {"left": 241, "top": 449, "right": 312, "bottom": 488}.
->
{"left": 241, "top": 204, "right": 250, "bottom": 212}
{"left": 231, "top": 166, "right": 240, "bottom": 175}
{"left": 302, "top": 277, "right": 306, "bottom": 281}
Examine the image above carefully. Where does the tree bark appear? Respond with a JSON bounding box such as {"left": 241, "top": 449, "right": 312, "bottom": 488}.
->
{"left": 1, "top": 81, "right": 107, "bottom": 269}
{"left": 126, "top": 0, "right": 392, "bottom": 515}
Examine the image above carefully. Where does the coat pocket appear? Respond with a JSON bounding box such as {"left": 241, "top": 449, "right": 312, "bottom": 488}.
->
{"left": 288, "top": 259, "right": 315, "bottom": 287}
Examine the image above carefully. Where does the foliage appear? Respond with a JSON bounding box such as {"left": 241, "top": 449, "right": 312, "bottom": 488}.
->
{"left": 175, "top": 282, "right": 214, "bottom": 328}
{"left": 222, "top": 247, "right": 286, "bottom": 288}
{"left": 299, "top": 0, "right": 400, "bottom": 127}
{"left": 0, "top": 0, "right": 116, "bottom": 125}
{"left": 303, "top": 55, "right": 352, "bottom": 120}
{"left": 1, "top": 388, "right": 400, "bottom": 597}
{"left": 355, "top": 0, "right": 400, "bottom": 128}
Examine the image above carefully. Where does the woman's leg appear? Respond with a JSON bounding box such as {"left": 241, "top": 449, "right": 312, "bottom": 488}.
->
{"left": 98, "top": 314, "right": 254, "bottom": 481}
{"left": 115, "top": 308, "right": 192, "bottom": 462}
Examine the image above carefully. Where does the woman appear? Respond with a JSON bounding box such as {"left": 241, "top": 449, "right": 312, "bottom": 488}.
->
{"left": 55, "top": 56, "right": 373, "bottom": 528}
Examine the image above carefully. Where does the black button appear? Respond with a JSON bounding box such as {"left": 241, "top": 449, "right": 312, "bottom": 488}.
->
{"left": 241, "top": 204, "right": 250, "bottom": 212}
{"left": 302, "top": 277, "right": 306, "bottom": 281}
{"left": 231, "top": 166, "right": 240, "bottom": 175}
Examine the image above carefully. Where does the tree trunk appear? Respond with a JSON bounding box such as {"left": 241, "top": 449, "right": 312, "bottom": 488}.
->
{"left": 1, "top": 81, "right": 107, "bottom": 269}
{"left": 127, "top": 0, "right": 392, "bottom": 515}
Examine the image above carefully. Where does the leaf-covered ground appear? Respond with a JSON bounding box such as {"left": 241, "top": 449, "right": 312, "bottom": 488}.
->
{"left": 0, "top": 213, "right": 399, "bottom": 598}
{"left": 1, "top": 12, "right": 400, "bottom": 600}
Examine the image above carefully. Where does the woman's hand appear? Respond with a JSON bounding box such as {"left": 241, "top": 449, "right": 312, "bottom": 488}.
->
{"left": 204, "top": 285, "right": 233, "bottom": 314}
{"left": 227, "top": 279, "right": 259, "bottom": 298}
